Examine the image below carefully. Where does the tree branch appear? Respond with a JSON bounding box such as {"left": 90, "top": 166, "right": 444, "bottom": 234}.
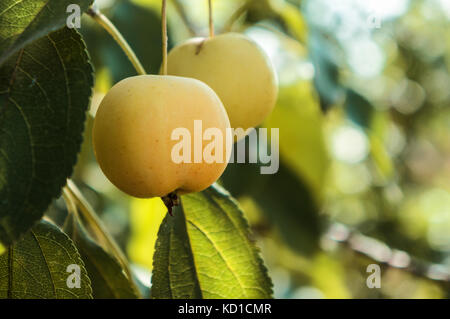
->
{"left": 324, "top": 223, "right": 450, "bottom": 284}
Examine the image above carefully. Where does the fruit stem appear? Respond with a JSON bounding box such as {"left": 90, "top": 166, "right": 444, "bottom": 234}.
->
{"left": 162, "top": 192, "right": 180, "bottom": 216}
{"left": 208, "top": 0, "right": 214, "bottom": 37}
{"left": 64, "top": 179, "right": 141, "bottom": 297}
{"left": 161, "top": 0, "right": 168, "bottom": 75}
{"left": 86, "top": 6, "right": 146, "bottom": 76}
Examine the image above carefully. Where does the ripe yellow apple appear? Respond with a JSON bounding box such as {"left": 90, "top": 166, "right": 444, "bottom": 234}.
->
{"left": 166, "top": 33, "right": 278, "bottom": 140}
{"left": 92, "top": 75, "right": 231, "bottom": 198}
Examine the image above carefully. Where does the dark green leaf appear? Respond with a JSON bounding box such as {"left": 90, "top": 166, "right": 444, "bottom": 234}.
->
{"left": 64, "top": 214, "right": 139, "bottom": 299}
{"left": 310, "top": 33, "right": 345, "bottom": 111}
{"left": 0, "top": 0, "right": 93, "bottom": 65}
{"left": 0, "top": 27, "right": 93, "bottom": 245}
{"left": 221, "top": 161, "right": 322, "bottom": 256}
{"left": 250, "top": 163, "right": 322, "bottom": 255}
{"left": 221, "top": 80, "right": 326, "bottom": 255}
{"left": 151, "top": 184, "right": 273, "bottom": 299}
{"left": 345, "top": 89, "right": 374, "bottom": 129}
{"left": 0, "top": 220, "right": 92, "bottom": 298}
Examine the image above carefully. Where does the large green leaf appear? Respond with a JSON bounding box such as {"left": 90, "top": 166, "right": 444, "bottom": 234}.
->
{"left": 220, "top": 80, "right": 326, "bottom": 255}
{"left": 0, "top": 0, "right": 93, "bottom": 65}
{"left": 0, "top": 220, "right": 92, "bottom": 298}
{"left": 151, "top": 185, "right": 273, "bottom": 299}
{"left": 265, "top": 80, "right": 329, "bottom": 200}
{"left": 0, "top": 27, "right": 93, "bottom": 245}
{"left": 221, "top": 161, "right": 322, "bottom": 255}
{"left": 64, "top": 214, "right": 139, "bottom": 299}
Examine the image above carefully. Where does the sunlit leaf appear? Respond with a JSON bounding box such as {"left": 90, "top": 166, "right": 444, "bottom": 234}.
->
{"left": 0, "top": 27, "right": 93, "bottom": 245}
{"left": 265, "top": 80, "right": 329, "bottom": 199}
{"left": 274, "top": 1, "right": 308, "bottom": 43}
{"left": 0, "top": 220, "right": 92, "bottom": 298}
{"left": 151, "top": 184, "right": 273, "bottom": 299}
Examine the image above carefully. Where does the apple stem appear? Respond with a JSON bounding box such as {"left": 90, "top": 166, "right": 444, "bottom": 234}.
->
{"left": 86, "top": 6, "right": 146, "bottom": 76}
{"left": 208, "top": 0, "right": 215, "bottom": 38}
{"left": 162, "top": 193, "right": 180, "bottom": 216}
{"left": 161, "top": 0, "right": 168, "bottom": 75}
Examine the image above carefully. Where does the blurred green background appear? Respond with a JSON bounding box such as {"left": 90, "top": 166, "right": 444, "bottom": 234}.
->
{"left": 50, "top": 0, "right": 450, "bottom": 298}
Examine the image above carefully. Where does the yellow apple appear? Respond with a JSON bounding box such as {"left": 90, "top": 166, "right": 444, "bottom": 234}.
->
{"left": 92, "top": 75, "right": 231, "bottom": 198}
{"left": 167, "top": 33, "right": 278, "bottom": 140}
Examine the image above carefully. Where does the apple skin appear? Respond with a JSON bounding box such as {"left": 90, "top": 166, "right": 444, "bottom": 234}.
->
{"left": 166, "top": 33, "right": 278, "bottom": 140}
{"left": 92, "top": 75, "right": 231, "bottom": 198}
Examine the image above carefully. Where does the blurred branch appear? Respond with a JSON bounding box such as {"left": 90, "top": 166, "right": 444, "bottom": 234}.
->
{"left": 171, "top": 0, "right": 197, "bottom": 36}
{"left": 324, "top": 223, "right": 450, "bottom": 284}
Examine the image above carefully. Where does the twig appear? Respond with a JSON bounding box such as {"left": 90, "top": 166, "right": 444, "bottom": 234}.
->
{"left": 208, "top": 0, "right": 214, "bottom": 37}
{"left": 64, "top": 180, "right": 138, "bottom": 289}
{"left": 161, "top": 0, "right": 168, "bottom": 75}
{"left": 86, "top": 6, "right": 146, "bottom": 75}
{"left": 61, "top": 187, "right": 80, "bottom": 232}
{"left": 62, "top": 187, "right": 78, "bottom": 219}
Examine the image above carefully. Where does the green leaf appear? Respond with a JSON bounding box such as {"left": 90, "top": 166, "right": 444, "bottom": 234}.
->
{"left": 251, "top": 164, "right": 321, "bottom": 255}
{"left": 221, "top": 161, "right": 321, "bottom": 255}
{"left": 274, "top": 1, "right": 308, "bottom": 43}
{"left": 151, "top": 185, "right": 273, "bottom": 299}
{"left": 64, "top": 214, "right": 139, "bottom": 299}
{"left": 0, "top": 242, "right": 4, "bottom": 255}
{"left": 0, "top": 220, "right": 92, "bottom": 298}
{"left": 0, "top": 27, "right": 93, "bottom": 245}
{"left": 310, "top": 34, "right": 345, "bottom": 110}
{"left": 0, "top": 0, "right": 93, "bottom": 65}
{"left": 345, "top": 89, "right": 374, "bottom": 129}
{"left": 221, "top": 80, "right": 326, "bottom": 255}
{"left": 265, "top": 80, "right": 329, "bottom": 200}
